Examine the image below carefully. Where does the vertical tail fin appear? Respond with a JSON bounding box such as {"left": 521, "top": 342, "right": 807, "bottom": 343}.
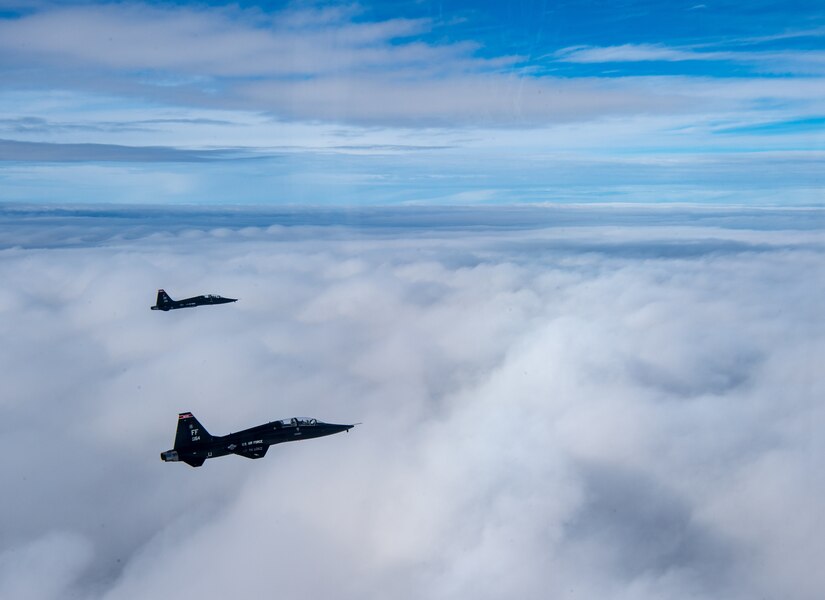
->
{"left": 175, "top": 412, "right": 212, "bottom": 449}
{"left": 156, "top": 289, "right": 172, "bottom": 307}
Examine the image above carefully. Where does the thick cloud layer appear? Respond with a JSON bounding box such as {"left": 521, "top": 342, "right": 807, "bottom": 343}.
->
{"left": 1, "top": 207, "right": 823, "bottom": 599}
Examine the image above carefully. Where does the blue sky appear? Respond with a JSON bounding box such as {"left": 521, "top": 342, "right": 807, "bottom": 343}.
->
{"left": 1, "top": 0, "right": 824, "bottom": 205}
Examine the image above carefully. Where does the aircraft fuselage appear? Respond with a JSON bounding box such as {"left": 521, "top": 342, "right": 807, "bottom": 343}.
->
{"left": 151, "top": 289, "right": 237, "bottom": 311}
{"left": 161, "top": 414, "right": 354, "bottom": 467}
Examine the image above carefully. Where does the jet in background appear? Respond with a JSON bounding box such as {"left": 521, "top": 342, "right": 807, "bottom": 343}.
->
{"left": 161, "top": 412, "right": 356, "bottom": 467}
{"left": 150, "top": 289, "right": 237, "bottom": 311}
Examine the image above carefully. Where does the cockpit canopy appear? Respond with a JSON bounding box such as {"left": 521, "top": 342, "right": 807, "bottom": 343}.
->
{"left": 273, "top": 417, "right": 319, "bottom": 427}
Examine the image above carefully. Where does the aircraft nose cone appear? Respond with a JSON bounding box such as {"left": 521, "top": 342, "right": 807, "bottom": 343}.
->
{"left": 325, "top": 423, "right": 356, "bottom": 434}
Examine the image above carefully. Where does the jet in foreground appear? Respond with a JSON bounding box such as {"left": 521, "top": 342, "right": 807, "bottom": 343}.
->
{"left": 150, "top": 289, "right": 237, "bottom": 311}
{"left": 161, "top": 412, "right": 356, "bottom": 467}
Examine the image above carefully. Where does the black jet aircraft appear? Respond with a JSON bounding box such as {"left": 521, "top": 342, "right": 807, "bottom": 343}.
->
{"left": 150, "top": 289, "right": 237, "bottom": 311}
{"left": 161, "top": 412, "right": 356, "bottom": 467}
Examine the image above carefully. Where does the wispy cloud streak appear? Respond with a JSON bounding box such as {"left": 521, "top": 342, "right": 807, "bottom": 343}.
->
{"left": 0, "top": 138, "right": 252, "bottom": 162}
{"left": 555, "top": 43, "right": 825, "bottom": 75}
